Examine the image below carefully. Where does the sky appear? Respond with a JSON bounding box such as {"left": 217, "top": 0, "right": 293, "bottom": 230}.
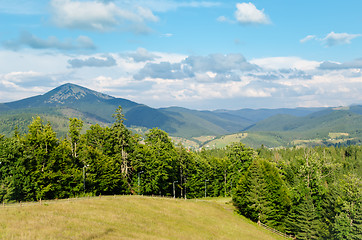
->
{"left": 0, "top": 0, "right": 362, "bottom": 110}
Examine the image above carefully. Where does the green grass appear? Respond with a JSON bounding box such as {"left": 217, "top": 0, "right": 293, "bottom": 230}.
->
{"left": 0, "top": 196, "right": 284, "bottom": 240}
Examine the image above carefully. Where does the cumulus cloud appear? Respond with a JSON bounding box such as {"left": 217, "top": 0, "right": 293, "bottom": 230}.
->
{"left": 1, "top": 48, "right": 362, "bottom": 109}
{"left": 68, "top": 55, "right": 117, "bottom": 68}
{"left": 127, "top": 48, "right": 161, "bottom": 62}
{"left": 0, "top": 71, "right": 57, "bottom": 92}
{"left": 250, "top": 57, "right": 320, "bottom": 71}
{"left": 322, "top": 32, "right": 361, "bottom": 47}
{"left": 287, "top": 70, "right": 313, "bottom": 80}
{"left": 0, "top": 70, "right": 61, "bottom": 103}
{"left": 127, "top": 53, "right": 362, "bottom": 108}
{"left": 134, "top": 53, "right": 258, "bottom": 81}
{"left": 234, "top": 2, "right": 270, "bottom": 25}
{"left": 3, "top": 32, "right": 95, "bottom": 51}
{"left": 184, "top": 54, "right": 257, "bottom": 73}
{"left": 134, "top": 62, "right": 191, "bottom": 80}
{"left": 319, "top": 59, "right": 362, "bottom": 70}
{"left": 50, "top": 0, "right": 158, "bottom": 33}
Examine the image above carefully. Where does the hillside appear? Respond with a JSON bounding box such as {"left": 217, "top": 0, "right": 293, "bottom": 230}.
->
{"left": 0, "top": 83, "right": 254, "bottom": 138}
{"left": 0, "top": 83, "right": 361, "bottom": 147}
{"left": 215, "top": 107, "right": 325, "bottom": 122}
{"left": 0, "top": 196, "right": 283, "bottom": 240}
{"left": 247, "top": 108, "right": 362, "bottom": 133}
{"left": 198, "top": 108, "right": 362, "bottom": 149}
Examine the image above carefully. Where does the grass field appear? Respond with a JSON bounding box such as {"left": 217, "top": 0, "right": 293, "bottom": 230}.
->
{"left": 0, "top": 196, "right": 284, "bottom": 240}
{"left": 202, "top": 133, "right": 248, "bottom": 149}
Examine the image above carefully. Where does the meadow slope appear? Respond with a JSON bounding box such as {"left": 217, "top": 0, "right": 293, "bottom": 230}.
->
{"left": 0, "top": 196, "right": 284, "bottom": 240}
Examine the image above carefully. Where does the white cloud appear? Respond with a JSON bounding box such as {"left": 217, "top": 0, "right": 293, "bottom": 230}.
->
{"left": 0, "top": 48, "right": 362, "bottom": 109}
{"left": 234, "top": 2, "right": 270, "bottom": 25}
{"left": 318, "top": 58, "right": 362, "bottom": 70}
{"left": 126, "top": 48, "right": 161, "bottom": 62}
{"left": 300, "top": 35, "right": 316, "bottom": 43}
{"left": 250, "top": 57, "right": 320, "bottom": 71}
{"left": 300, "top": 32, "right": 361, "bottom": 47}
{"left": 3, "top": 32, "right": 95, "bottom": 51}
{"left": 0, "top": 71, "right": 56, "bottom": 102}
{"left": 50, "top": 0, "right": 158, "bottom": 32}
{"left": 134, "top": 53, "right": 257, "bottom": 81}
{"left": 68, "top": 55, "right": 117, "bottom": 68}
{"left": 322, "top": 32, "right": 361, "bottom": 47}
{"left": 216, "top": 15, "right": 235, "bottom": 24}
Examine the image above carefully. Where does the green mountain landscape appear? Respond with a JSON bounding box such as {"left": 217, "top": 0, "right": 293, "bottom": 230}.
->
{"left": 1, "top": 84, "right": 361, "bottom": 239}
{"left": 3, "top": 2, "right": 362, "bottom": 240}
{"left": 0, "top": 83, "right": 361, "bottom": 148}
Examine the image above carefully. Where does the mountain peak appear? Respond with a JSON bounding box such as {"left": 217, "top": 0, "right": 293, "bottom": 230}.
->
{"left": 43, "top": 83, "right": 114, "bottom": 104}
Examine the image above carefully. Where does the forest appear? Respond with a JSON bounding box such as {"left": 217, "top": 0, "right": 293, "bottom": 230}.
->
{"left": 0, "top": 106, "right": 361, "bottom": 239}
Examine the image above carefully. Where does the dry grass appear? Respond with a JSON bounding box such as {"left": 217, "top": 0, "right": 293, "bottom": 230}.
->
{"left": 0, "top": 196, "right": 284, "bottom": 240}
{"left": 328, "top": 132, "right": 349, "bottom": 139}
{"left": 192, "top": 136, "right": 216, "bottom": 143}
{"left": 170, "top": 137, "right": 200, "bottom": 149}
{"left": 204, "top": 133, "right": 248, "bottom": 149}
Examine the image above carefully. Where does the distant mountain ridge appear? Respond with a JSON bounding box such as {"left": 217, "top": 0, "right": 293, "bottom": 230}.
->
{"left": 6, "top": 83, "right": 113, "bottom": 109}
{"left": 0, "top": 83, "right": 255, "bottom": 137}
{"left": 0, "top": 83, "right": 361, "bottom": 147}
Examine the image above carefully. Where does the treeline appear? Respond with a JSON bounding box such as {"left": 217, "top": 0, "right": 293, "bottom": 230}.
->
{"left": 0, "top": 107, "right": 361, "bottom": 239}
{"left": 0, "top": 107, "right": 252, "bottom": 201}
{"left": 235, "top": 145, "right": 361, "bottom": 239}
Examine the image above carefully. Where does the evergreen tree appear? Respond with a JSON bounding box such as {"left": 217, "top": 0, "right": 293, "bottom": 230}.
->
{"left": 351, "top": 203, "right": 362, "bottom": 240}
{"left": 110, "top": 106, "right": 135, "bottom": 189}
{"left": 234, "top": 158, "right": 290, "bottom": 231}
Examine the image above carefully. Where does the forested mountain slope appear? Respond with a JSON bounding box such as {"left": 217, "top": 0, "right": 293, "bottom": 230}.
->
{"left": 0, "top": 83, "right": 361, "bottom": 145}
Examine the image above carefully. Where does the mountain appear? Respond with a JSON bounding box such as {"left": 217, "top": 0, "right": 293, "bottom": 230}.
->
{"left": 5, "top": 83, "right": 115, "bottom": 109}
{"left": 214, "top": 107, "right": 325, "bottom": 122}
{"left": 0, "top": 83, "right": 361, "bottom": 147}
{"left": 247, "top": 107, "right": 362, "bottom": 133}
{"left": 0, "top": 83, "right": 252, "bottom": 138}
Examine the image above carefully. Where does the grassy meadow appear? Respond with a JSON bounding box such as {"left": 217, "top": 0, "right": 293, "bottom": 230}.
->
{"left": 0, "top": 196, "right": 284, "bottom": 240}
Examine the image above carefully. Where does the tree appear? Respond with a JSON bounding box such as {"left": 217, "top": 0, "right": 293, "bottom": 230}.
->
{"left": 143, "top": 128, "right": 178, "bottom": 196}
{"left": 234, "top": 158, "right": 291, "bottom": 231}
{"left": 68, "top": 118, "right": 83, "bottom": 159}
{"left": 176, "top": 144, "right": 195, "bottom": 199}
{"left": 287, "top": 195, "right": 322, "bottom": 240}
{"left": 23, "top": 117, "right": 59, "bottom": 200}
{"left": 333, "top": 212, "right": 353, "bottom": 240}
{"left": 111, "top": 106, "right": 135, "bottom": 189}
{"left": 226, "top": 142, "right": 255, "bottom": 194}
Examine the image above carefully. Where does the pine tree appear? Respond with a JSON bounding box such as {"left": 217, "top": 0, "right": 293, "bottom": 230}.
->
{"left": 233, "top": 158, "right": 290, "bottom": 231}
{"left": 288, "top": 195, "right": 321, "bottom": 240}
{"left": 351, "top": 203, "right": 362, "bottom": 240}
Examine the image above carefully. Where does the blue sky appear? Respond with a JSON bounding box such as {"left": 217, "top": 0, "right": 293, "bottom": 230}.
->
{"left": 1, "top": 0, "right": 362, "bottom": 110}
